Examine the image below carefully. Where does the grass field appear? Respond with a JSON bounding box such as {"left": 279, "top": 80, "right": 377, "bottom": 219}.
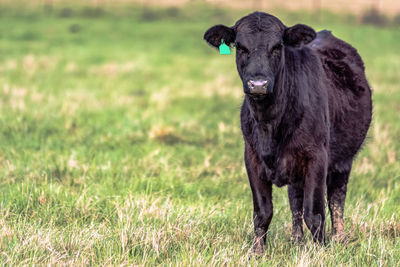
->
{"left": 0, "top": 3, "right": 399, "bottom": 266}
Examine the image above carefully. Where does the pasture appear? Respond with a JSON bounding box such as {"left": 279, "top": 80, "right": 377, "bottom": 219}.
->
{"left": 0, "top": 2, "right": 399, "bottom": 265}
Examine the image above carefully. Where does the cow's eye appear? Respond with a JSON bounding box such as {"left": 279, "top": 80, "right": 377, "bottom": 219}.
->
{"left": 270, "top": 43, "right": 282, "bottom": 54}
{"left": 235, "top": 43, "right": 249, "bottom": 54}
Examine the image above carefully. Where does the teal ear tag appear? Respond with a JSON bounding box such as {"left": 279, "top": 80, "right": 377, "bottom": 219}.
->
{"left": 219, "top": 40, "right": 231, "bottom": 55}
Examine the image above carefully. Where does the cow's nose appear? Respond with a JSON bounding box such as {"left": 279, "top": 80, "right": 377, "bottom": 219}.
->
{"left": 247, "top": 80, "right": 269, "bottom": 95}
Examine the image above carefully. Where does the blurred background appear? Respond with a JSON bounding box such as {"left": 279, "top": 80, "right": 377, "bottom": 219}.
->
{"left": 0, "top": 0, "right": 399, "bottom": 265}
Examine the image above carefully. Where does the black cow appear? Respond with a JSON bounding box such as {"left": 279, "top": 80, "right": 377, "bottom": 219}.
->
{"left": 204, "top": 12, "right": 372, "bottom": 254}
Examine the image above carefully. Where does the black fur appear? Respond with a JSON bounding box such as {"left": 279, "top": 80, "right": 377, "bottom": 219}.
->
{"left": 203, "top": 24, "right": 236, "bottom": 48}
{"left": 204, "top": 12, "right": 372, "bottom": 252}
{"left": 283, "top": 24, "right": 317, "bottom": 47}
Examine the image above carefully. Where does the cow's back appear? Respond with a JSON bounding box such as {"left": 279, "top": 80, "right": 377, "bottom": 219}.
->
{"left": 310, "top": 30, "right": 372, "bottom": 171}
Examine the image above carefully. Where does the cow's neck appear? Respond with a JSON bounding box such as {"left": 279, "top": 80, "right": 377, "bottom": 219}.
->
{"left": 246, "top": 87, "right": 300, "bottom": 137}
{"left": 246, "top": 96, "right": 278, "bottom": 123}
{"left": 246, "top": 72, "right": 304, "bottom": 143}
{"left": 246, "top": 85, "right": 303, "bottom": 171}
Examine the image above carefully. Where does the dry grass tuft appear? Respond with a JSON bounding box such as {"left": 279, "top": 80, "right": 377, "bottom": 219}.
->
{"left": 149, "top": 125, "right": 175, "bottom": 141}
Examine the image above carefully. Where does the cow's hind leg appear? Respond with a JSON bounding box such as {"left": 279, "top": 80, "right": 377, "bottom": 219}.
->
{"left": 327, "top": 163, "right": 352, "bottom": 242}
{"left": 288, "top": 186, "right": 304, "bottom": 243}
{"left": 245, "top": 143, "right": 273, "bottom": 255}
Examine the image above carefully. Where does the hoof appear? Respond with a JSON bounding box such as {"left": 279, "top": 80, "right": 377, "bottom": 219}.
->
{"left": 253, "top": 236, "right": 264, "bottom": 256}
{"left": 332, "top": 233, "right": 347, "bottom": 244}
{"left": 290, "top": 234, "right": 303, "bottom": 244}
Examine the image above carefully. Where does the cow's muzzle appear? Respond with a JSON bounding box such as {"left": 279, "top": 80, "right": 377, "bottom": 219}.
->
{"left": 247, "top": 80, "right": 269, "bottom": 95}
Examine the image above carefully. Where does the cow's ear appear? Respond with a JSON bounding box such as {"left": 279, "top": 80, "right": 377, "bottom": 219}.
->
{"left": 204, "top": 24, "right": 235, "bottom": 49}
{"left": 283, "top": 24, "right": 316, "bottom": 47}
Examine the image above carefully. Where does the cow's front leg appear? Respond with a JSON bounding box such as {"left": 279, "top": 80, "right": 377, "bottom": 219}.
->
{"left": 288, "top": 186, "right": 304, "bottom": 243}
{"left": 245, "top": 142, "right": 273, "bottom": 255}
{"left": 303, "top": 149, "right": 328, "bottom": 244}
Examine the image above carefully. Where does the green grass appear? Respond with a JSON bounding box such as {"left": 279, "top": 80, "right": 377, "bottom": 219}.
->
{"left": 0, "top": 3, "right": 399, "bottom": 266}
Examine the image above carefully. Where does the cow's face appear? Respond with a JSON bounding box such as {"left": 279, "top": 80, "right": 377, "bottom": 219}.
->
{"left": 204, "top": 12, "right": 316, "bottom": 99}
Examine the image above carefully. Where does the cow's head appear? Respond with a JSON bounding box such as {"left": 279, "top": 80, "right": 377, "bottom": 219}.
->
{"left": 204, "top": 12, "right": 316, "bottom": 99}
